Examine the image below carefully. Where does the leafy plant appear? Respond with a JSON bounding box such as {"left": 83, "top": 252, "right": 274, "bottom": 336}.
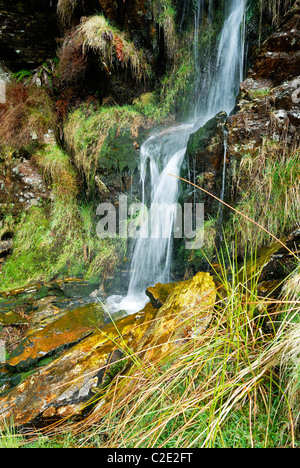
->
{"left": 12, "top": 70, "right": 33, "bottom": 83}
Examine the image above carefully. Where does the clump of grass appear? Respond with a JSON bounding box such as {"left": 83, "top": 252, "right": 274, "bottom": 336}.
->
{"left": 152, "top": 0, "right": 178, "bottom": 62}
{"left": 64, "top": 104, "right": 150, "bottom": 183}
{"left": 248, "top": 87, "right": 271, "bottom": 99}
{"left": 59, "top": 15, "right": 151, "bottom": 85}
{"left": 152, "top": 52, "right": 194, "bottom": 120}
{"left": 0, "top": 82, "right": 55, "bottom": 151}
{"left": 282, "top": 267, "right": 300, "bottom": 302}
{"left": 228, "top": 140, "right": 300, "bottom": 252}
{"left": 57, "top": 0, "right": 80, "bottom": 26}
{"left": 0, "top": 419, "right": 24, "bottom": 448}
{"left": 35, "top": 144, "right": 79, "bottom": 231}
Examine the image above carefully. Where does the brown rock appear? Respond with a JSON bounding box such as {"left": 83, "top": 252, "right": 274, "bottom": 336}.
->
{"left": 98, "top": 0, "right": 147, "bottom": 32}
{"left": 0, "top": 0, "right": 59, "bottom": 71}
{"left": 250, "top": 7, "right": 300, "bottom": 85}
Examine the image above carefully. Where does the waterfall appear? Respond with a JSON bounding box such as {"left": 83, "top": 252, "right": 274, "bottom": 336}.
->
{"left": 206, "top": 0, "right": 246, "bottom": 118}
{"left": 107, "top": 0, "right": 247, "bottom": 315}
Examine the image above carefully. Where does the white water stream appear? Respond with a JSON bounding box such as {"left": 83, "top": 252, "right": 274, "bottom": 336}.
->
{"left": 107, "top": 0, "right": 247, "bottom": 315}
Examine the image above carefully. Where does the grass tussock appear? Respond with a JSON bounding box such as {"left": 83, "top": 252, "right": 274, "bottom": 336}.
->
{"left": 57, "top": 0, "right": 81, "bottom": 26}
{"left": 152, "top": 0, "right": 178, "bottom": 62}
{"left": 64, "top": 104, "right": 150, "bottom": 182}
{"left": 0, "top": 82, "right": 55, "bottom": 151}
{"left": 59, "top": 15, "right": 151, "bottom": 85}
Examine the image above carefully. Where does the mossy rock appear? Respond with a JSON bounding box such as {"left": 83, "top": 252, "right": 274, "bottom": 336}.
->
{"left": 146, "top": 282, "right": 177, "bottom": 308}
{"left": 99, "top": 126, "right": 147, "bottom": 173}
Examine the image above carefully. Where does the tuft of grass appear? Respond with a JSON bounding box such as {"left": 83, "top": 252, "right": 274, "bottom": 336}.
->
{"left": 0, "top": 419, "right": 24, "bottom": 448}
{"left": 57, "top": 0, "right": 79, "bottom": 26}
{"left": 64, "top": 104, "right": 150, "bottom": 183}
{"left": 59, "top": 15, "right": 151, "bottom": 85}
{"left": 228, "top": 140, "right": 300, "bottom": 252}
{"left": 248, "top": 87, "right": 271, "bottom": 99}
{"left": 0, "top": 82, "right": 55, "bottom": 151}
{"left": 35, "top": 144, "right": 79, "bottom": 231}
{"left": 152, "top": 0, "right": 178, "bottom": 62}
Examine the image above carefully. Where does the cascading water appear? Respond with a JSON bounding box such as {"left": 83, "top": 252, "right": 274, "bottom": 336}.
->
{"left": 107, "top": 0, "right": 247, "bottom": 315}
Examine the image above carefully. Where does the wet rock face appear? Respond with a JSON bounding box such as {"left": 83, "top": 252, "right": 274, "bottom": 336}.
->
{"left": 227, "top": 6, "right": 300, "bottom": 163}
{"left": 250, "top": 6, "right": 300, "bottom": 85}
{"left": 227, "top": 76, "right": 300, "bottom": 162}
{"left": 183, "top": 112, "right": 228, "bottom": 217}
{"left": 98, "top": 0, "right": 147, "bottom": 33}
{"left": 0, "top": 0, "right": 59, "bottom": 71}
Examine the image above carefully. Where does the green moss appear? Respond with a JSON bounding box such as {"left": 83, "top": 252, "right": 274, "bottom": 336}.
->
{"left": 99, "top": 127, "right": 141, "bottom": 173}
{"left": 65, "top": 105, "right": 149, "bottom": 183}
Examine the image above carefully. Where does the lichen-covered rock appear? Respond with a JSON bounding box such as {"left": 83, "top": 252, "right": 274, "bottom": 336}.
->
{"left": 6, "top": 303, "right": 105, "bottom": 373}
{"left": 0, "top": 310, "right": 28, "bottom": 327}
{"left": 0, "top": 305, "right": 157, "bottom": 426}
{"left": 146, "top": 282, "right": 177, "bottom": 309}
{"left": 137, "top": 272, "right": 216, "bottom": 362}
{"left": 0, "top": 271, "right": 215, "bottom": 427}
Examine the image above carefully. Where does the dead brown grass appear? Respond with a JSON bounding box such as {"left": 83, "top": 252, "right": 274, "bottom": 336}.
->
{"left": 0, "top": 82, "right": 56, "bottom": 151}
